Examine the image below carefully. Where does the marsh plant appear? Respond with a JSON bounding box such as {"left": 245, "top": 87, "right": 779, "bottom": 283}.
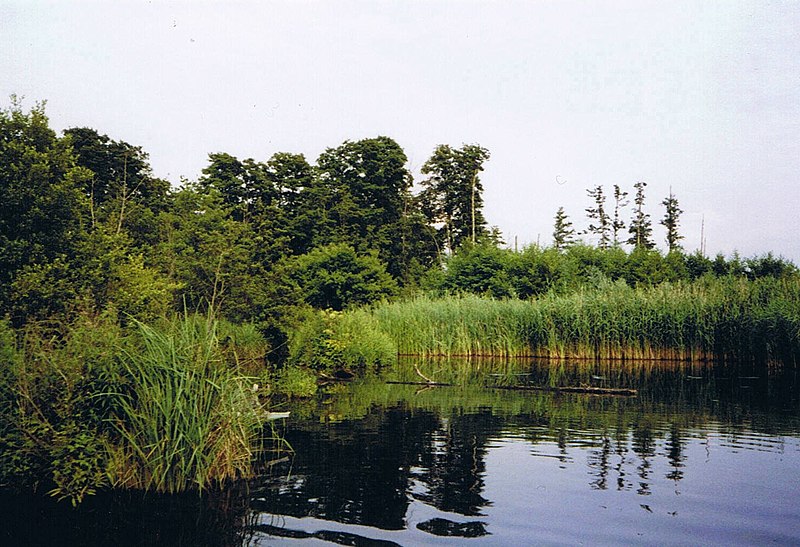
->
{"left": 287, "top": 308, "right": 396, "bottom": 371}
{"left": 370, "top": 276, "right": 800, "bottom": 366}
{"left": 0, "top": 311, "right": 270, "bottom": 504}
{"left": 108, "top": 314, "right": 265, "bottom": 494}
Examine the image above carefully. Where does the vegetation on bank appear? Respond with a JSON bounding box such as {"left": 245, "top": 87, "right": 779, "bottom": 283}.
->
{"left": 1, "top": 98, "right": 799, "bottom": 503}
{"left": 0, "top": 312, "right": 272, "bottom": 504}
{"left": 371, "top": 276, "right": 800, "bottom": 365}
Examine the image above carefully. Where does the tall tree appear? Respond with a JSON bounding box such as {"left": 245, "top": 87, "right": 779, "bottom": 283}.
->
{"left": 627, "top": 181, "right": 655, "bottom": 250}
{"left": 265, "top": 152, "right": 316, "bottom": 256}
{"left": 660, "top": 188, "right": 684, "bottom": 252}
{"left": 65, "top": 127, "right": 170, "bottom": 240}
{"left": 0, "top": 99, "right": 90, "bottom": 320}
{"left": 313, "top": 136, "right": 427, "bottom": 280}
{"left": 611, "top": 184, "right": 629, "bottom": 246}
{"left": 585, "top": 185, "right": 611, "bottom": 249}
{"left": 153, "top": 182, "right": 266, "bottom": 322}
{"left": 198, "top": 153, "right": 276, "bottom": 224}
{"left": 552, "top": 206, "right": 576, "bottom": 250}
{"left": 419, "top": 143, "right": 490, "bottom": 253}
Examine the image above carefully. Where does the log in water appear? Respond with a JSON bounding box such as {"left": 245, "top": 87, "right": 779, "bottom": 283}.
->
{"left": 385, "top": 380, "right": 637, "bottom": 396}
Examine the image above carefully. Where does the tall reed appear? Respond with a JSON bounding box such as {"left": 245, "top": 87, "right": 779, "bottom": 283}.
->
{"left": 108, "top": 314, "right": 265, "bottom": 493}
{"left": 370, "top": 277, "right": 800, "bottom": 366}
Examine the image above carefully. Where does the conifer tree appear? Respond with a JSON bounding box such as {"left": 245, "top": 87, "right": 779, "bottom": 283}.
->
{"left": 552, "top": 206, "right": 576, "bottom": 250}
{"left": 627, "top": 181, "right": 655, "bottom": 249}
{"left": 661, "top": 188, "right": 684, "bottom": 252}
{"left": 611, "top": 184, "right": 629, "bottom": 246}
{"left": 585, "top": 185, "right": 611, "bottom": 248}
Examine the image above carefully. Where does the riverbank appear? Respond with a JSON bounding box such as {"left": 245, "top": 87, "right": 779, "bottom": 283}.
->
{"left": 0, "top": 312, "right": 274, "bottom": 504}
{"left": 300, "top": 276, "right": 800, "bottom": 368}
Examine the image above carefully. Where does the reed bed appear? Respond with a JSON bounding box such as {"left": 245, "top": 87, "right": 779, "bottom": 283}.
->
{"left": 1, "top": 312, "right": 271, "bottom": 504}
{"left": 370, "top": 277, "right": 800, "bottom": 366}
{"left": 109, "top": 314, "right": 265, "bottom": 493}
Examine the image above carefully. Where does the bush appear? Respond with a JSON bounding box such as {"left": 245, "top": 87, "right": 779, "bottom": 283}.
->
{"left": 272, "top": 366, "right": 318, "bottom": 398}
{"left": 279, "top": 243, "right": 398, "bottom": 311}
{"left": 288, "top": 308, "right": 397, "bottom": 370}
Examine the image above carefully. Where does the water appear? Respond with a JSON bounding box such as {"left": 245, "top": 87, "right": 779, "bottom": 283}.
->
{"left": 2, "top": 360, "right": 799, "bottom": 546}
{"left": 249, "top": 360, "right": 800, "bottom": 546}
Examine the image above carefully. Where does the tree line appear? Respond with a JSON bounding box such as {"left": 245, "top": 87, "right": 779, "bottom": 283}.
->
{"left": 554, "top": 181, "right": 682, "bottom": 252}
{"left": 0, "top": 101, "right": 494, "bottom": 345}
{"left": 1, "top": 99, "right": 796, "bottom": 356}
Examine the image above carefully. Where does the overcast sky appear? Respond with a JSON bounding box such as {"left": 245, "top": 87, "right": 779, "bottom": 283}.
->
{"left": 2, "top": 1, "right": 798, "bottom": 262}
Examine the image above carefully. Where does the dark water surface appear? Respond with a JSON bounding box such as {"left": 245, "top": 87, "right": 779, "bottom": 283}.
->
{"left": 3, "top": 359, "right": 800, "bottom": 546}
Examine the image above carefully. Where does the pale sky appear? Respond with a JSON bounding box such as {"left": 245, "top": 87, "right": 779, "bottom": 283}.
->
{"left": 2, "top": 1, "right": 799, "bottom": 263}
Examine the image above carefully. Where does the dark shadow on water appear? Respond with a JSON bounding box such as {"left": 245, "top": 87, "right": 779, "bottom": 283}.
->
{"left": 0, "top": 487, "right": 255, "bottom": 547}
{"left": 253, "top": 523, "right": 402, "bottom": 546}
{"left": 416, "top": 517, "right": 490, "bottom": 538}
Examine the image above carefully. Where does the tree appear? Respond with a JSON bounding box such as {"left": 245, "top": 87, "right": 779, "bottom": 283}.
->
{"left": 627, "top": 181, "right": 654, "bottom": 250}
{"left": 418, "top": 143, "right": 491, "bottom": 253}
{"left": 198, "top": 152, "right": 276, "bottom": 224}
{"left": 277, "top": 243, "right": 398, "bottom": 311}
{"left": 552, "top": 206, "right": 576, "bottom": 250}
{"left": 153, "top": 182, "right": 267, "bottom": 322}
{"left": 313, "top": 136, "right": 432, "bottom": 281}
{"left": 264, "top": 151, "right": 316, "bottom": 256}
{"left": 0, "top": 99, "right": 91, "bottom": 321}
{"left": 584, "top": 185, "right": 611, "bottom": 249}
{"left": 660, "top": 188, "right": 684, "bottom": 252}
{"left": 611, "top": 184, "right": 629, "bottom": 246}
{"left": 439, "top": 243, "right": 514, "bottom": 298}
{"left": 65, "top": 127, "right": 170, "bottom": 242}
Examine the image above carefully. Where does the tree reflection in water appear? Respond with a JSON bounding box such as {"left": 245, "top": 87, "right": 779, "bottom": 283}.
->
{"left": 250, "top": 358, "right": 799, "bottom": 543}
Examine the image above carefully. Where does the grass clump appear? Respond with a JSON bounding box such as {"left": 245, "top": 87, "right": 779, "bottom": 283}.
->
{"left": 0, "top": 311, "right": 269, "bottom": 504}
{"left": 108, "top": 314, "right": 264, "bottom": 493}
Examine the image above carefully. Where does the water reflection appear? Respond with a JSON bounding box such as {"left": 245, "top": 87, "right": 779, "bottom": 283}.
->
{"left": 3, "top": 359, "right": 798, "bottom": 545}
{"left": 252, "top": 359, "right": 800, "bottom": 545}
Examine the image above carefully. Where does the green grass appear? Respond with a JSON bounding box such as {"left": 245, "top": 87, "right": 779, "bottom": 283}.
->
{"left": 108, "top": 314, "right": 265, "bottom": 493}
{"left": 369, "top": 277, "right": 800, "bottom": 366}
{"left": 0, "top": 311, "right": 271, "bottom": 504}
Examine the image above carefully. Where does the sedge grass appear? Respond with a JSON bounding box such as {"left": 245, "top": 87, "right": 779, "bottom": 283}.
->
{"left": 108, "top": 313, "right": 265, "bottom": 493}
{"left": 369, "top": 277, "right": 800, "bottom": 366}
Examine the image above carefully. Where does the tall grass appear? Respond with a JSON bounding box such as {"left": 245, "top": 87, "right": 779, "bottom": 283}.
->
{"left": 0, "top": 311, "right": 274, "bottom": 504}
{"left": 370, "top": 277, "right": 800, "bottom": 366}
{"left": 108, "top": 314, "right": 265, "bottom": 493}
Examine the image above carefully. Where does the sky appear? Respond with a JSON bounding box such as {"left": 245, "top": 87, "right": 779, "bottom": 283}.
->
{"left": 2, "top": 0, "right": 799, "bottom": 263}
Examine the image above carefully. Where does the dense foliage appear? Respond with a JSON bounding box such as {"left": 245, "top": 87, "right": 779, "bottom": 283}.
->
{"left": 1, "top": 98, "right": 798, "bottom": 501}
{"left": 2, "top": 99, "right": 795, "bottom": 335}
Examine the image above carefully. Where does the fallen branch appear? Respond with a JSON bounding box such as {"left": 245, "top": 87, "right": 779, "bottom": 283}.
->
{"left": 387, "top": 380, "right": 453, "bottom": 387}
{"left": 492, "top": 385, "right": 637, "bottom": 396}
{"left": 414, "top": 363, "right": 436, "bottom": 384}
{"left": 385, "top": 380, "right": 637, "bottom": 396}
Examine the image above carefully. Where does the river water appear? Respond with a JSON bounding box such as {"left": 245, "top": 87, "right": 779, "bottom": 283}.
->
{"left": 248, "top": 359, "right": 800, "bottom": 546}
{"left": 3, "top": 359, "right": 799, "bottom": 546}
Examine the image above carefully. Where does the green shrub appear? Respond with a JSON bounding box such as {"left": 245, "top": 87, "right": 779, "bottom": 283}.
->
{"left": 288, "top": 308, "right": 397, "bottom": 370}
{"left": 273, "top": 366, "right": 318, "bottom": 398}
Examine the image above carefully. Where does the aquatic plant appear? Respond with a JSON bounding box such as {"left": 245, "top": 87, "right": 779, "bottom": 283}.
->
{"left": 370, "top": 277, "right": 800, "bottom": 366}
{"left": 0, "top": 311, "right": 271, "bottom": 504}
{"left": 272, "top": 366, "right": 318, "bottom": 398}
{"left": 288, "top": 308, "right": 396, "bottom": 370}
{"left": 108, "top": 313, "right": 265, "bottom": 493}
